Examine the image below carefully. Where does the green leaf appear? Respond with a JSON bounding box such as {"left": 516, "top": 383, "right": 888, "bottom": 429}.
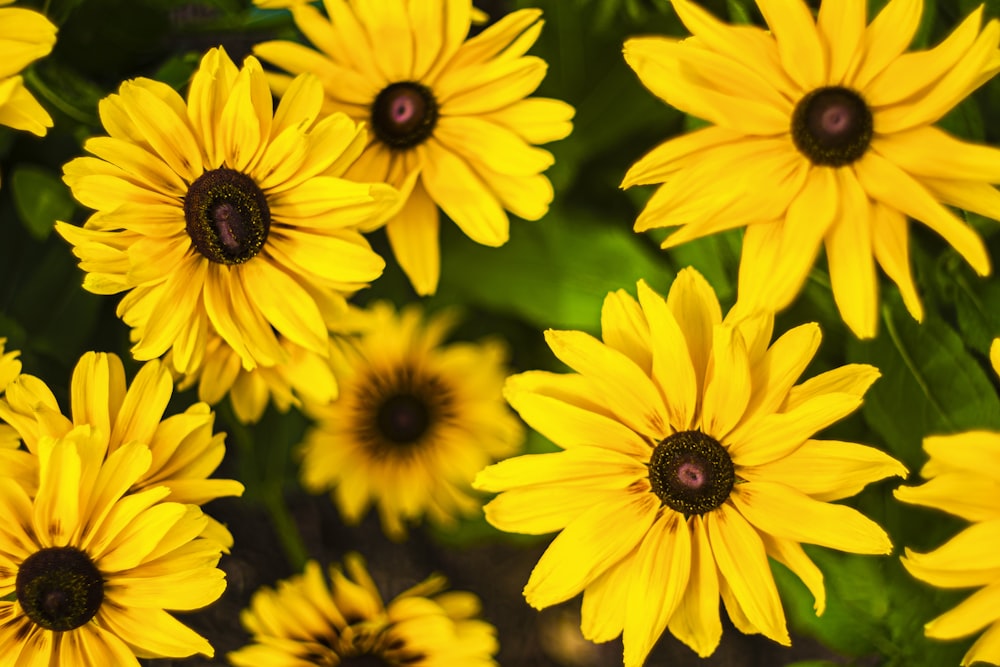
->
{"left": 847, "top": 296, "right": 1000, "bottom": 470}
{"left": 436, "top": 209, "right": 675, "bottom": 333}
{"left": 9, "top": 165, "right": 75, "bottom": 241}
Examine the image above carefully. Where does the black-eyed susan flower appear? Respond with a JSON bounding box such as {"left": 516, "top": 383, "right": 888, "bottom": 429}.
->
{"left": 299, "top": 301, "right": 523, "bottom": 540}
{"left": 474, "top": 268, "right": 907, "bottom": 665}
{"left": 623, "top": 0, "right": 1000, "bottom": 338}
{"left": 894, "top": 338, "right": 1000, "bottom": 667}
{"left": 0, "top": 435, "right": 227, "bottom": 665}
{"left": 228, "top": 554, "right": 498, "bottom": 666}
{"left": 56, "top": 46, "right": 398, "bottom": 379}
{"left": 253, "top": 1, "right": 574, "bottom": 295}
{"left": 0, "top": 352, "right": 242, "bottom": 541}
{"left": 0, "top": 0, "right": 56, "bottom": 137}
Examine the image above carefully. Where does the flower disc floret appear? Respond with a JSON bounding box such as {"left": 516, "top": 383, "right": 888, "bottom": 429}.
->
{"left": 648, "top": 430, "right": 735, "bottom": 515}
{"left": 184, "top": 168, "right": 270, "bottom": 264}
{"left": 791, "top": 87, "right": 873, "bottom": 166}
{"left": 16, "top": 547, "right": 104, "bottom": 632}
{"left": 371, "top": 82, "right": 439, "bottom": 150}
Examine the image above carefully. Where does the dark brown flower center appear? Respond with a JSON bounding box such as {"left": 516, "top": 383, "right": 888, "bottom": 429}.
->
{"left": 648, "top": 430, "right": 735, "bottom": 515}
{"left": 16, "top": 547, "right": 104, "bottom": 631}
{"left": 184, "top": 168, "right": 270, "bottom": 264}
{"left": 339, "top": 655, "right": 393, "bottom": 667}
{"left": 791, "top": 86, "right": 873, "bottom": 167}
{"left": 371, "top": 82, "right": 438, "bottom": 150}
{"left": 376, "top": 393, "right": 431, "bottom": 445}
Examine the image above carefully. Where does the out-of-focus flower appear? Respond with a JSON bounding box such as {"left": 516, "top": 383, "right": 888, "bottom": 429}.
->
{"left": 254, "top": 0, "right": 574, "bottom": 295}
{"left": 895, "top": 338, "right": 1000, "bottom": 667}
{"left": 299, "top": 301, "right": 523, "bottom": 540}
{"left": 476, "top": 268, "right": 906, "bottom": 665}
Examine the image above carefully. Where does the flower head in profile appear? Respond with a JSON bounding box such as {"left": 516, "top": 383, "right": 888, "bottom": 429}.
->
{"left": 474, "top": 268, "right": 906, "bottom": 665}
{"left": 299, "top": 301, "right": 523, "bottom": 540}
{"left": 623, "top": 0, "right": 1000, "bottom": 338}
{"left": 229, "top": 553, "right": 498, "bottom": 666}
{"left": 894, "top": 338, "right": 1000, "bottom": 667}
{"left": 253, "top": 0, "right": 574, "bottom": 295}
{"left": 0, "top": 352, "right": 243, "bottom": 538}
{"left": 0, "top": 0, "right": 56, "bottom": 137}
{"left": 0, "top": 436, "right": 227, "bottom": 665}
{"left": 56, "top": 46, "right": 397, "bottom": 378}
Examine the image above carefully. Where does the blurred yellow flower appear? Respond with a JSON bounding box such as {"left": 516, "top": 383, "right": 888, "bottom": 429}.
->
{"left": 0, "top": 1, "right": 56, "bottom": 137}
{"left": 56, "top": 46, "right": 397, "bottom": 380}
{"left": 475, "top": 268, "right": 906, "bottom": 665}
{"left": 254, "top": 0, "right": 574, "bottom": 295}
{"left": 895, "top": 338, "right": 1000, "bottom": 667}
{"left": 299, "top": 301, "right": 523, "bottom": 540}
{"left": 623, "top": 0, "right": 1000, "bottom": 338}
{"left": 229, "top": 554, "right": 498, "bottom": 666}
{"left": 0, "top": 436, "right": 226, "bottom": 665}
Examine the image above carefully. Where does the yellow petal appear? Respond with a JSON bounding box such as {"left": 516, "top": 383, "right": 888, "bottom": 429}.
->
{"left": 848, "top": 0, "right": 922, "bottom": 91}
{"left": 667, "top": 515, "right": 722, "bottom": 657}
{"left": 921, "top": 431, "right": 1000, "bottom": 480}
{"left": 741, "top": 323, "right": 821, "bottom": 425}
{"left": 761, "top": 533, "right": 826, "bottom": 614}
{"left": 732, "top": 480, "right": 893, "bottom": 554}
{"left": 706, "top": 504, "right": 789, "bottom": 646}
{"left": 817, "top": 0, "right": 865, "bottom": 85}
{"left": 826, "top": 167, "right": 878, "bottom": 338}
{"left": 747, "top": 438, "right": 906, "bottom": 502}
{"left": 473, "top": 447, "right": 645, "bottom": 494}
{"left": 601, "top": 289, "right": 652, "bottom": 376}
{"left": 756, "top": 0, "right": 826, "bottom": 90}
{"left": 637, "top": 280, "right": 697, "bottom": 432}
{"left": 523, "top": 493, "right": 658, "bottom": 608}
{"left": 701, "top": 324, "right": 751, "bottom": 439}
{"left": 895, "top": 473, "right": 1000, "bottom": 522}
{"left": 385, "top": 182, "right": 440, "bottom": 296}
{"left": 623, "top": 513, "right": 691, "bottom": 667}
{"left": 666, "top": 267, "right": 723, "bottom": 397}
{"left": 871, "top": 201, "right": 924, "bottom": 322}
{"left": 581, "top": 552, "right": 634, "bottom": 643}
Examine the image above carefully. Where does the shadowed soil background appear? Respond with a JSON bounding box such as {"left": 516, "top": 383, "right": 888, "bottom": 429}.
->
{"left": 142, "top": 491, "right": 865, "bottom": 667}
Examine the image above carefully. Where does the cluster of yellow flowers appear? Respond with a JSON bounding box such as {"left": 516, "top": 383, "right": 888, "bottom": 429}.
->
{"left": 2, "top": 0, "right": 1000, "bottom": 666}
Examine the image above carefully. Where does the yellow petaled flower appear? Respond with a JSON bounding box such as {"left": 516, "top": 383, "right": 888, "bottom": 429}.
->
{"left": 894, "top": 338, "right": 1000, "bottom": 667}
{"left": 0, "top": 436, "right": 227, "bottom": 665}
{"left": 228, "top": 554, "right": 498, "bottom": 666}
{"left": 299, "top": 301, "right": 523, "bottom": 540}
{"left": 0, "top": 0, "right": 56, "bottom": 137}
{"left": 253, "top": 1, "right": 574, "bottom": 295}
{"left": 474, "top": 268, "right": 907, "bottom": 665}
{"left": 56, "top": 46, "right": 397, "bottom": 379}
{"left": 0, "top": 352, "right": 243, "bottom": 537}
{"left": 623, "top": 0, "right": 1000, "bottom": 338}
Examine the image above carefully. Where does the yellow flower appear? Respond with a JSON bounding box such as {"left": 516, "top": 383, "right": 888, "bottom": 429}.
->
{"left": 0, "top": 352, "right": 243, "bottom": 540}
{"left": 474, "top": 268, "right": 906, "bottom": 665}
{"left": 298, "top": 301, "right": 523, "bottom": 540}
{"left": 229, "top": 554, "right": 498, "bottom": 666}
{"left": 0, "top": 1, "right": 55, "bottom": 136}
{"left": 253, "top": 1, "right": 574, "bottom": 295}
{"left": 56, "top": 46, "right": 397, "bottom": 378}
{"left": 623, "top": 0, "right": 1000, "bottom": 338}
{"left": 0, "top": 435, "right": 227, "bottom": 665}
{"left": 894, "top": 338, "right": 1000, "bottom": 667}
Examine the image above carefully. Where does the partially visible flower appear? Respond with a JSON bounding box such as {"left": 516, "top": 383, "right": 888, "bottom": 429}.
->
{"left": 0, "top": 435, "right": 227, "bottom": 665}
{"left": 0, "top": 338, "right": 27, "bottom": 482}
{"left": 254, "top": 1, "right": 574, "bottom": 295}
{"left": 56, "top": 46, "right": 397, "bottom": 379}
{"left": 0, "top": 352, "right": 242, "bottom": 540}
{"left": 623, "top": 0, "right": 1000, "bottom": 338}
{"left": 894, "top": 338, "right": 1000, "bottom": 667}
{"left": 228, "top": 554, "right": 498, "bottom": 666}
{"left": 475, "top": 268, "right": 905, "bottom": 665}
{"left": 299, "top": 301, "right": 523, "bottom": 540}
{"left": 0, "top": 1, "right": 56, "bottom": 137}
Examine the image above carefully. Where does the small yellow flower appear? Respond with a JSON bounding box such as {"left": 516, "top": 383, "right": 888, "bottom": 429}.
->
{"left": 253, "top": 0, "right": 574, "bottom": 295}
{"left": 0, "top": 0, "right": 56, "bottom": 137}
{"left": 56, "top": 46, "right": 397, "bottom": 380}
{"left": 623, "top": 0, "right": 1000, "bottom": 338}
{"left": 894, "top": 338, "right": 1000, "bottom": 667}
{"left": 475, "top": 268, "right": 906, "bottom": 665}
{"left": 229, "top": 554, "right": 498, "bottom": 666}
{"left": 298, "top": 301, "right": 523, "bottom": 540}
